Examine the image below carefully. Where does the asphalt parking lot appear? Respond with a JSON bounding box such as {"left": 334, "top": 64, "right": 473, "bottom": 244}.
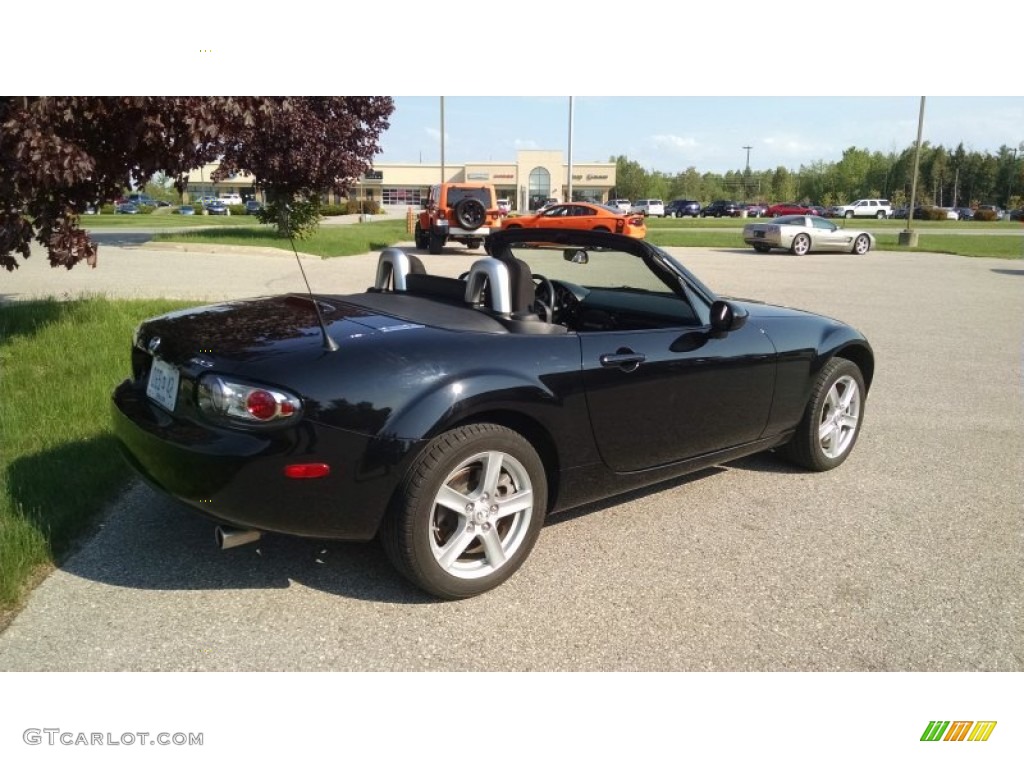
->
{"left": 0, "top": 239, "right": 1021, "bottom": 671}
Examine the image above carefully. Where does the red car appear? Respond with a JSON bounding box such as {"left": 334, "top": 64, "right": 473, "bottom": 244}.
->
{"left": 765, "top": 202, "right": 814, "bottom": 218}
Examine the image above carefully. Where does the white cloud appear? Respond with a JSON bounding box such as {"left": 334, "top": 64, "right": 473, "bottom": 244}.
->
{"left": 513, "top": 139, "right": 539, "bottom": 150}
{"left": 652, "top": 134, "right": 699, "bottom": 151}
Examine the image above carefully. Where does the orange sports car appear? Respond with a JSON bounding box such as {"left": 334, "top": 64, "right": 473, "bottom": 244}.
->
{"left": 501, "top": 202, "right": 647, "bottom": 238}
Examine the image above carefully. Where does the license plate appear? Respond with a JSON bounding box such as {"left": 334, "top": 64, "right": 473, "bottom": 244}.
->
{"left": 146, "top": 358, "right": 180, "bottom": 412}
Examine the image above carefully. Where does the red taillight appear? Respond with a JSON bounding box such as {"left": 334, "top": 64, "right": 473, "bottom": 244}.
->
{"left": 245, "top": 390, "right": 278, "bottom": 420}
{"left": 284, "top": 463, "right": 331, "bottom": 479}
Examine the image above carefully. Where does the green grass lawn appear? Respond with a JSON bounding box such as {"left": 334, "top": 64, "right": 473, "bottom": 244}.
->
{"left": 153, "top": 219, "right": 410, "bottom": 257}
{"left": 0, "top": 298, "right": 189, "bottom": 618}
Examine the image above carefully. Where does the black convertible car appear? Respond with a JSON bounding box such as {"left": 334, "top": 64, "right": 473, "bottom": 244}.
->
{"left": 112, "top": 228, "right": 873, "bottom": 599}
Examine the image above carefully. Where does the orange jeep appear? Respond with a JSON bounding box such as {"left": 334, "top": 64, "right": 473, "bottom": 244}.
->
{"left": 415, "top": 183, "right": 501, "bottom": 254}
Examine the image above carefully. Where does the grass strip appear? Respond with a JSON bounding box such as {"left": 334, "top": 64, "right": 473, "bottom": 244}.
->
{"left": 0, "top": 297, "right": 189, "bottom": 615}
{"left": 153, "top": 220, "right": 410, "bottom": 257}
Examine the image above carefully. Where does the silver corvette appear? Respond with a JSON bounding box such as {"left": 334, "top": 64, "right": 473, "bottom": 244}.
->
{"left": 743, "top": 215, "right": 875, "bottom": 255}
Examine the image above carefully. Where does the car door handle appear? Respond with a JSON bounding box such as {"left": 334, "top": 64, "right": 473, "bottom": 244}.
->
{"left": 599, "top": 351, "right": 646, "bottom": 371}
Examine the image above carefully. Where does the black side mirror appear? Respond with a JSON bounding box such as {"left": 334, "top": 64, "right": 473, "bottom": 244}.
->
{"left": 709, "top": 300, "right": 748, "bottom": 333}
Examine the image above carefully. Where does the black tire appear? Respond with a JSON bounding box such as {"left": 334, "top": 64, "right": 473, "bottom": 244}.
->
{"left": 844, "top": 211, "right": 854, "bottom": 219}
{"left": 875, "top": 211, "right": 885, "bottom": 219}
{"left": 852, "top": 234, "right": 871, "bottom": 255}
{"left": 780, "top": 358, "right": 866, "bottom": 472}
{"left": 428, "top": 230, "right": 444, "bottom": 255}
{"left": 790, "top": 233, "right": 811, "bottom": 256}
{"left": 380, "top": 423, "right": 547, "bottom": 599}
{"left": 752, "top": 244, "right": 772, "bottom": 253}
{"left": 414, "top": 223, "right": 429, "bottom": 250}
{"left": 465, "top": 239, "right": 482, "bottom": 250}
{"left": 453, "top": 198, "right": 486, "bottom": 230}
{"left": 592, "top": 226, "right": 610, "bottom": 232}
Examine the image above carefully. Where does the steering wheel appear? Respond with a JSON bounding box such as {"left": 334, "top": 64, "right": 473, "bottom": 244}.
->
{"left": 531, "top": 273, "right": 556, "bottom": 323}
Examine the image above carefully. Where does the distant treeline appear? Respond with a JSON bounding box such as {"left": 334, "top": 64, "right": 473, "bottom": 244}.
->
{"left": 609, "top": 143, "right": 1024, "bottom": 208}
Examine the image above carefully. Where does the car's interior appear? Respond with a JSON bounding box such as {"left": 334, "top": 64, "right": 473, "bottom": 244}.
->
{"left": 358, "top": 239, "right": 705, "bottom": 334}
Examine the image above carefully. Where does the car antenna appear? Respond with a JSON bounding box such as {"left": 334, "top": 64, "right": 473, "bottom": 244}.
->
{"left": 284, "top": 204, "right": 339, "bottom": 352}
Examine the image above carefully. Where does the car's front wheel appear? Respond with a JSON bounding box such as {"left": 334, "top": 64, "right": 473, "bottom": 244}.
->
{"left": 852, "top": 234, "right": 871, "bottom": 255}
{"left": 428, "top": 230, "right": 444, "bottom": 255}
{"left": 381, "top": 424, "right": 547, "bottom": 599}
{"left": 781, "top": 358, "right": 865, "bottom": 471}
{"left": 790, "top": 233, "right": 811, "bottom": 255}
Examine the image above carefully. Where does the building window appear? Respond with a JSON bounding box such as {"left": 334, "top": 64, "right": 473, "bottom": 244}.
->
{"left": 528, "top": 167, "right": 551, "bottom": 210}
{"left": 382, "top": 187, "right": 425, "bottom": 206}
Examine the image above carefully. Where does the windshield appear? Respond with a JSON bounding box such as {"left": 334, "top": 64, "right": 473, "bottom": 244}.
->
{"left": 445, "top": 186, "right": 494, "bottom": 208}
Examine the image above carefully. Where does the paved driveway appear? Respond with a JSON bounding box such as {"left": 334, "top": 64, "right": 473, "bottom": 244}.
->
{"left": 0, "top": 242, "right": 1021, "bottom": 670}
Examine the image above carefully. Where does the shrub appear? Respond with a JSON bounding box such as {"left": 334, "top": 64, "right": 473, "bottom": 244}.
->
{"left": 100, "top": 204, "right": 115, "bottom": 214}
{"left": 137, "top": 205, "right": 155, "bottom": 215}
{"left": 320, "top": 204, "right": 348, "bottom": 216}
{"left": 919, "top": 206, "right": 947, "bottom": 221}
{"left": 973, "top": 208, "right": 998, "bottom": 222}
{"left": 344, "top": 200, "right": 381, "bottom": 215}
{"left": 228, "top": 205, "right": 246, "bottom": 216}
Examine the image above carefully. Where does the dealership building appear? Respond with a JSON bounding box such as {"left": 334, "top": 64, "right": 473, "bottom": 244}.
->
{"left": 184, "top": 150, "right": 617, "bottom": 212}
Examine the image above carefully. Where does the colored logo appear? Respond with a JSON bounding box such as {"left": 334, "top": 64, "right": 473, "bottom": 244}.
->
{"left": 921, "top": 721, "right": 997, "bottom": 742}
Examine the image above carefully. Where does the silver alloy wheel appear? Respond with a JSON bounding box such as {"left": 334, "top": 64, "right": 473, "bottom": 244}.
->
{"left": 428, "top": 450, "right": 534, "bottom": 580}
{"left": 853, "top": 234, "right": 870, "bottom": 255}
{"left": 792, "top": 234, "right": 811, "bottom": 255}
{"left": 818, "top": 374, "right": 861, "bottom": 459}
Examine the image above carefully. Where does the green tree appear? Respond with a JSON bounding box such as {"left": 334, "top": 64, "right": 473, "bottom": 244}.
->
{"left": 0, "top": 97, "right": 394, "bottom": 271}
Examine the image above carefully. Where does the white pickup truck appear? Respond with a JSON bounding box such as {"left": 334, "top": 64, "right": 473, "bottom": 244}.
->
{"left": 835, "top": 199, "right": 892, "bottom": 219}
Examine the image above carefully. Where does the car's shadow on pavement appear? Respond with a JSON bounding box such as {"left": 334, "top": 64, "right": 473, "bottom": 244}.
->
{"left": 991, "top": 268, "right": 1024, "bottom": 276}
{"left": 59, "top": 482, "right": 437, "bottom": 605}
{"left": 60, "top": 453, "right": 798, "bottom": 604}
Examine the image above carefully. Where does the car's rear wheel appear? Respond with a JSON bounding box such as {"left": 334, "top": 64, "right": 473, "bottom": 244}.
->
{"left": 428, "top": 231, "right": 444, "bottom": 255}
{"left": 790, "top": 233, "right": 811, "bottom": 255}
{"left": 593, "top": 226, "right": 610, "bottom": 232}
{"left": 380, "top": 423, "right": 547, "bottom": 599}
{"left": 781, "top": 358, "right": 865, "bottom": 471}
{"left": 465, "top": 239, "right": 482, "bottom": 250}
{"left": 414, "top": 223, "right": 429, "bottom": 250}
{"left": 752, "top": 244, "right": 772, "bottom": 253}
{"left": 852, "top": 234, "right": 871, "bottom": 255}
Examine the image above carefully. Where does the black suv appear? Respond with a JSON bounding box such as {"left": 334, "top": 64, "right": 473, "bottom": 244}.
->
{"left": 664, "top": 199, "right": 701, "bottom": 218}
{"left": 700, "top": 200, "right": 741, "bottom": 218}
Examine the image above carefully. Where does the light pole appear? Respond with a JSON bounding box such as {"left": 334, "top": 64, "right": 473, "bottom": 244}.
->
{"left": 899, "top": 97, "right": 926, "bottom": 247}
{"left": 742, "top": 145, "right": 752, "bottom": 199}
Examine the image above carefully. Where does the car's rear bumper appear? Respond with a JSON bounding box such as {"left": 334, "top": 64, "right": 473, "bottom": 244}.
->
{"left": 111, "top": 379, "right": 405, "bottom": 540}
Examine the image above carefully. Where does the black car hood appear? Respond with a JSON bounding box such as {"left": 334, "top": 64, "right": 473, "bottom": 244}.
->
{"left": 726, "top": 298, "right": 821, "bottom": 320}
{"left": 137, "top": 294, "right": 393, "bottom": 366}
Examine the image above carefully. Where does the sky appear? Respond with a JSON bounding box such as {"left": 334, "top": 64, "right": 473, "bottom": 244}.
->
{"left": 373, "top": 96, "right": 1024, "bottom": 175}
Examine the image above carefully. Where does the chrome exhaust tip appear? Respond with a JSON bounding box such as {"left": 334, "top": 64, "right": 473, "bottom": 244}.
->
{"left": 215, "top": 525, "right": 262, "bottom": 550}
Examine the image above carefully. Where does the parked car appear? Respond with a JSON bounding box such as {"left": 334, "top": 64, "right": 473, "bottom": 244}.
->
{"left": 1008, "top": 209, "right": 1023, "bottom": 221}
{"left": 664, "top": 199, "right": 701, "bottom": 218}
{"left": 126, "top": 193, "right": 157, "bottom": 208}
{"left": 218, "top": 193, "right": 243, "bottom": 207}
{"left": 111, "top": 226, "right": 873, "bottom": 598}
{"left": 501, "top": 202, "right": 646, "bottom": 239}
{"left": 834, "top": 199, "right": 893, "bottom": 220}
{"left": 607, "top": 199, "right": 632, "bottom": 213}
{"left": 954, "top": 207, "right": 974, "bottom": 221}
{"left": 824, "top": 205, "right": 846, "bottom": 218}
{"left": 805, "top": 204, "right": 827, "bottom": 217}
{"left": 155, "top": 200, "right": 172, "bottom": 208}
{"left": 244, "top": 200, "right": 263, "bottom": 215}
{"left": 764, "top": 202, "right": 814, "bottom": 218}
{"left": 496, "top": 198, "right": 511, "bottom": 215}
{"left": 176, "top": 205, "right": 196, "bottom": 216}
{"left": 630, "top": 199, "right": 665, "bottom": 218}
{"left": 740, "top": 202, "right": 768, "bottom": 218}
{"left": 115, "top": 202, "right": 139, "bottom": 214}
{"left": 701, "top": 200, "right": 742, "bottom": 218}
{"left": 205, "top": 200, "right": 230, "bottom": 216}
{"left": 742, "top": 215, "right": 876, "bottom": 256}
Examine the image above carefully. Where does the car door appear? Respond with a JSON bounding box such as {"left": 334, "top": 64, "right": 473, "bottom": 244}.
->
{"left": 579, "top": 306, "right": 776, "bottom": 473}
{"left": 809, "top": 216, "right": 848, "bottom": 250}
